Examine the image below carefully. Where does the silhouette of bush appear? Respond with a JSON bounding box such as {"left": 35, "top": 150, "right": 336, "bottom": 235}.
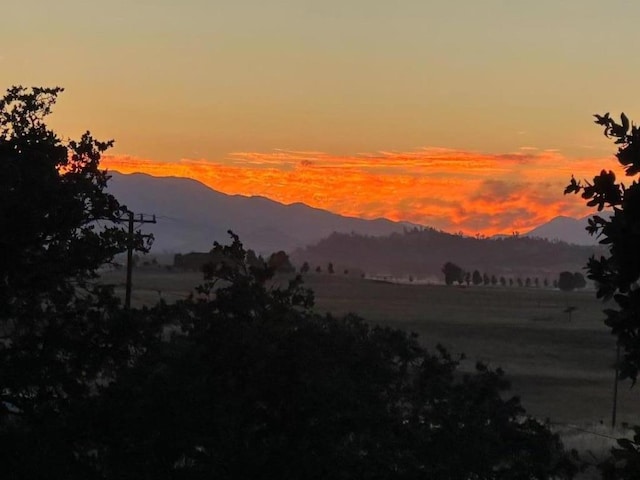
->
{"left": 566, "top": 112, "right": 640, "bottom": 474}
{"left": 442, "top": 261, "right": 464, "bottom": 286}
{"left": 0, "top": 86, "right": 155, "bottom": 478}
{"left": 87, "top": 234, "right": 576, "bottom": 479}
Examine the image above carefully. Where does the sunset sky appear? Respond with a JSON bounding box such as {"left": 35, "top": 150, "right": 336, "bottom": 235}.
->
{"left": 4, "top": 1, "right": 639, "bottom": 234}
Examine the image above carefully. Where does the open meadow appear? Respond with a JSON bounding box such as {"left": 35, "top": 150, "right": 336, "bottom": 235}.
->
{"left": 101, "top": 267, "right": 640, "bottom": 432}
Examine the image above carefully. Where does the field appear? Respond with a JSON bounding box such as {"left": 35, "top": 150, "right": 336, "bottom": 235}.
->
{"left": 101, "top": 267, "right": 640, "bottom": 430}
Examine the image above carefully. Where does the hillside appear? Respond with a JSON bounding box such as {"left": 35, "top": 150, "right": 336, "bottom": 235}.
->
{"left": 106, "top": 172, "right": 415, "bottom": 253}
{"left": 292, "top": 228, "right": 603, "bottom": 278}
{"left": 524, "top": 215, "right": 598, "bottom": 245}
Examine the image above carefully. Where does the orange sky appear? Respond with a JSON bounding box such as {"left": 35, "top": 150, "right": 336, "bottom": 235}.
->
{"left": 102, "top": 147, "right": 622, "bottom": 235}
{"left": 5, "top": 2, "right": 638, "bottom": 235}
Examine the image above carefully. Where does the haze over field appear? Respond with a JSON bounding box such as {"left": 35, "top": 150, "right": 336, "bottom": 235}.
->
{"left": 4, "top": 1, "right": 638, "bottom": 235}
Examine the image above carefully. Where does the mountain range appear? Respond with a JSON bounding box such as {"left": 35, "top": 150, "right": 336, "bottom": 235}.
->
{"left": 106, "top": 171, "right": 600, "bottom": 254}
{"left": 106, "top": 172, "right": 414, "bottom": 254}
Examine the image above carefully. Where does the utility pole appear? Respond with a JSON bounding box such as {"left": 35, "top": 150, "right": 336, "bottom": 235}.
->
{"left": 612, "top": 341, "right": 621, "bottom": 428}
{"left": 121, "top": 211, "right": 156, "bottom": 310}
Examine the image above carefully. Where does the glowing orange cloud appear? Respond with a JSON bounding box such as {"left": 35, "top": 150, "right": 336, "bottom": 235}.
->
{"left": 102, "top": 147, "right": 623, "bottom": 236}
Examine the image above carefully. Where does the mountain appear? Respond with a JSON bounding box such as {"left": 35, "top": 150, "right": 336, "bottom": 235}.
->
{"left": 105, "top": 172, "right": 414, "bottom": 253}
{"left": 524, "top": 215, "right": 599, "bottom": 245}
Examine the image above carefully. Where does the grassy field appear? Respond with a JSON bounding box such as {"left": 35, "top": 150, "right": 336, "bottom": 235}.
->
{"left": 300, "top": 275, "right": 640, "bottom": 427}
{"left": 101, "top": 267, "right": 640, "bottom": 429}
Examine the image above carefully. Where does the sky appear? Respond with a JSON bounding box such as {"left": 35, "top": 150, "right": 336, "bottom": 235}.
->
{"left": 3, "top": 1, "right": 639, "bottom": 234}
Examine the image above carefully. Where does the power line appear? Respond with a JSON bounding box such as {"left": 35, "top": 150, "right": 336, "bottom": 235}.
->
{"left": 113, "top": 211, "right": 156, "bottom": 309}
{"left": 549, "top": 422, "right": 623, "bottom": 440}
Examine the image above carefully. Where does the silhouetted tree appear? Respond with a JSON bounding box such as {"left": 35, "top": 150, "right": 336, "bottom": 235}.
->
{"left": 327, "top": 262, "right": 335, "bottom": 274}
{"left": 315, "top": 265, "right": 322, "bottom": 273}
{"left": 472, "top": 269, "right": 483, "bottom": 286}
{"left": 267, "top": 250, "right": 295, "bottom": 274}
{"left": 490, "top": 274, "right": 497, "bottom": 286}
{"left": 500, "top": 276, "right": 506, "bottom": 287}
{"left": 483, "top": 272, "right": 490, "bottom": 286}
{"left": 573, "top": 271, "right": 587, "bottom": 289}
{"left": 87, "top": 234, "right": 576, "bottom": 479}
{"left": 558, "top": 271, "right": 576, "bottom": 292}
{"left": 300, "top": 261, "right": 310, "bottom": 274}
{"left": 525, "top": 277, "right": 531, "bottom": 288}
{"left": 442, "top": 261, "right": 464, "bottom": 286}
{"left": 246, "top": 248, "right": 260, "bottom": 267}
{"left": 565, "top": 112, "right": 640, "bottom": 380}
{"left": 553, "top": 279, "right": 559, "bottom": 289}
{"left": 0, "top": 86, "right": 154, "bottom": 476}
{"left": 464, "top": 271, "right": 471, "bottom": 286}
{"left": 566, "top": 112, "right": 640, "bottom": 475}
{"left": 544, "top": 278, "right": 549, "bottom": 288}
{"left": 517, "top": 278, "right": 524, "bottom": 287}
{"left": 509, "top": 278, "right": 514, "bottom": 287}
{"left": 534, "top": 277, "right": 540, "bottom": 288}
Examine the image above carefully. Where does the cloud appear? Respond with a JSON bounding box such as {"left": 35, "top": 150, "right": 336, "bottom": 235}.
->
{"left": 101, "top": 147, "right": 621, "bottom": 235}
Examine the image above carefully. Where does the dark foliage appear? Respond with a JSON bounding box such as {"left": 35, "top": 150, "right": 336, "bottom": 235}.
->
{"left": 565, "top": 112, "right": 640, "bottom": 380}
{"left": 565, "top": 112, "right": 640, "bottom": 475}
{"left": 84, "top": 234, "right": 576, "bottom": 479}
{"left": 294, "top": 228, "right": 603, "bottom": 278}
{"left": 600, "top": 426, "right": 640, "bottom": 479}
{"left": 442, "top": 261, "right": 464, "bottom": 286}
{"left": 300, "top": 261, "right": 310, "bottom": 274}
{"left": 267, "top": 250, "right": 295, "bottom": 274}
{"left": 558, "top": 271, "right": 576, "bottom": 292}
{"left": 573, "top": 272, "right": 586, "bottom": 289}
{"left": 0, "top": 86, "right": 154, "bottom": 478}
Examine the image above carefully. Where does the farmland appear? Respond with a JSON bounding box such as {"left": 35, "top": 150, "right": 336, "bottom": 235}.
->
{"left": 101, "top": 267, "right": 640, "bottom": 427}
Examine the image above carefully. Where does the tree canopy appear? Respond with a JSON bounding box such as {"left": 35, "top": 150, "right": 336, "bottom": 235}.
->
{"left": 558, "top": 271, "right": 577, "bottom": 292}
{"left": 88, "top": 234, "right": 575, "bottom": 479}
{"left": 565, "top": 112, "right": 640, "bottom": 381}
{"left": 565, "top": 112, "right": 640, "bottom": 476}
{"left": 0, "top": 86, "right": 153, "bottom": 477}
{"left": 441, "top": 261, "right": 463, "bottom": 286}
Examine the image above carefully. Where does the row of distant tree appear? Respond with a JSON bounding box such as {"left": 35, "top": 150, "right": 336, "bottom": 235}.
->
{"left": 442, "top": 262, "right": 587, "bottom": 291}
{"left": 300, "top": 261, "right": 359, "bottom": 276}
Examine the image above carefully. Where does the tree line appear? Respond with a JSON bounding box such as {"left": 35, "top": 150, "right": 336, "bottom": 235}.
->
{"left": 294, "top": 225, "right": 603, "bottom": 277}
{"left": 441, "top": 262, "right": 587, "bottom": 291}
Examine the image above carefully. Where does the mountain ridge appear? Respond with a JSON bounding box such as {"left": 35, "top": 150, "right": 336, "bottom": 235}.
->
{"left": 105, "top": 171, "right": 417, "bottom": 253}
{"left": 524, "top": 214, "right": 598, "bottom": 245}
{"left": 106, "top": 171, "right": 601, "bottom": 256}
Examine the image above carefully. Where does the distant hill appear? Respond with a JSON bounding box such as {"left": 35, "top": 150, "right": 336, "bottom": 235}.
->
{"left": 524, "top": 215, "right": 599, "bottom": 245}
{"left": 292, "top": 228, "right": 603, "bottom": 278}
{"left": 105, "top": 172, "right": 415, "bottom": 254}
